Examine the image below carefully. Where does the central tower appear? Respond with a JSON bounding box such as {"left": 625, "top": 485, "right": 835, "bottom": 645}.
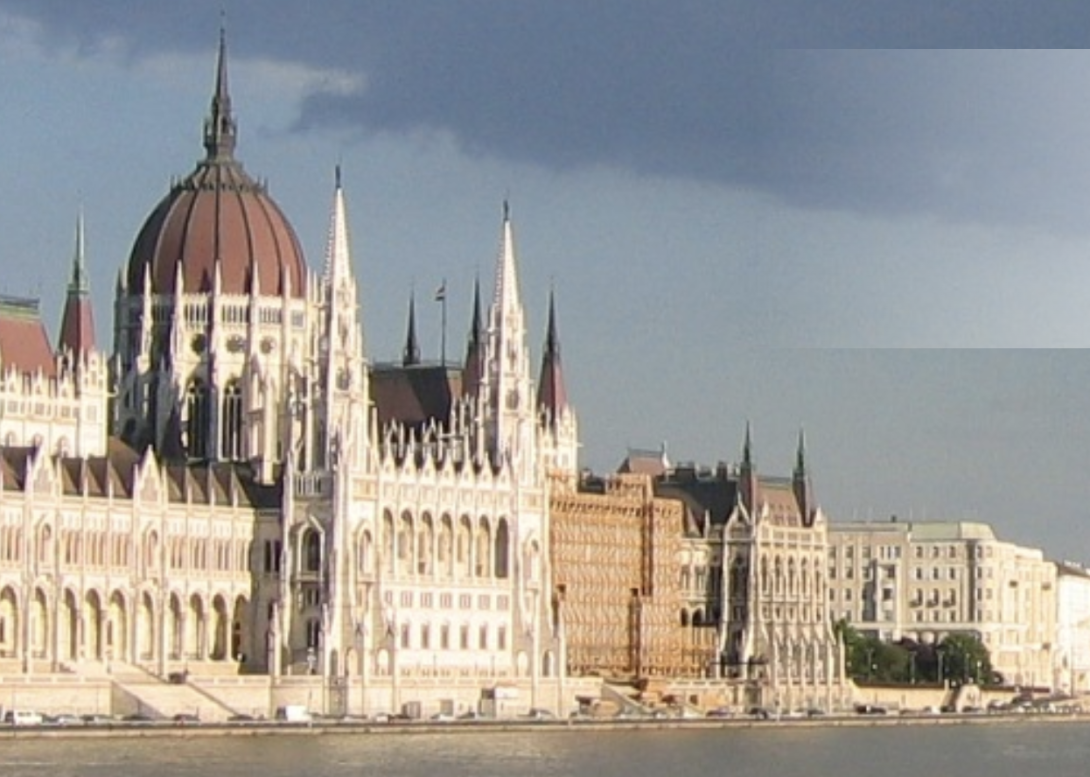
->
{"left": 112, "top": 31, "right": 318, "bottom": 480}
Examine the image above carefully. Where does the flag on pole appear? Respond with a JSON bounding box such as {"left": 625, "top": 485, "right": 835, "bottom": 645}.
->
{"left": 434, "top": 281, "right": 446, "bottom": 302}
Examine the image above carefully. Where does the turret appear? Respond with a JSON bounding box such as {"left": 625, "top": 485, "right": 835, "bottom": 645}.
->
{"left": 402, "top": 292, "right": 421, "bottom": 367}
{"left": 58, "top": 212, "right": 96, "bottom": 359}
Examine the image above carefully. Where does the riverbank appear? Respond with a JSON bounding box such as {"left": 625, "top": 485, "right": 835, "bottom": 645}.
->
{"left": 2, "top": 709, "right": 1087, "bottom": 739}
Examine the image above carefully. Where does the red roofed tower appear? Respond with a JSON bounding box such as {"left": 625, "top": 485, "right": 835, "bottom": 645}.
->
{"left": 536, "top": 289, "right": 579, "bottom": 479}
{"left": 58, "top": 212, "right": 96, "bottom": 358}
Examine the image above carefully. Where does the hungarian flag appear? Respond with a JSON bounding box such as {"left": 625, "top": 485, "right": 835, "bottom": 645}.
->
{"left": 434, "top": 281, "right": 446, "bottom": 302}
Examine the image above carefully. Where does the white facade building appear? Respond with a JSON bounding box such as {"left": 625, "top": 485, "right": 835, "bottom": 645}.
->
{"left": 0, "top": 34, "right": 582, "bottom": 718}
{"left": 828, "top": 519, "right": 1056, "bottom": 690}
{"left": 1054, "top": 562, "right": 1090, "bottom": 694}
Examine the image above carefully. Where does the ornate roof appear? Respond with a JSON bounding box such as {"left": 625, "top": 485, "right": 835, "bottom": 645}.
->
{"left": 124, "top": 30, "right": 306, "bottom": 299}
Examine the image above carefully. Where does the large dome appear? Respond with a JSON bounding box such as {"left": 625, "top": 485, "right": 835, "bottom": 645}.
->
{"left": 124, "top": 34, "right": 306, "bottom": 299}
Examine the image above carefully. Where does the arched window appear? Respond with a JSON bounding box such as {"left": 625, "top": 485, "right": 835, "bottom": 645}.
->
{"left": 494, "top": 519, "right": 510, "bottom": 578}
{"left": 304, "top": 530, "right": 321, "bottom": 573}
{"left": 185, "top": 378, "right": 210, "bottom": 459}
{"left": 221, "top": 379, "right": 243, "bottom": 460}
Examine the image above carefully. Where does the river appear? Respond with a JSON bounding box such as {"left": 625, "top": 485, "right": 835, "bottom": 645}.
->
{"left": 4, "top": 721, "right": 1090, "bottom": 776}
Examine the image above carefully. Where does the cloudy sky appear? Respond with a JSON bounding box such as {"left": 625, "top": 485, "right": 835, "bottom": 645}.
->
{"left": 2, "top": 1, "right": 1090, "bottom": 559}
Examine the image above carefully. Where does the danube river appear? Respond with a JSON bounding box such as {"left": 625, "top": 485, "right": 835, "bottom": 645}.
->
{"left": 5, "top": 721, "right": 1090, "bottom": 777}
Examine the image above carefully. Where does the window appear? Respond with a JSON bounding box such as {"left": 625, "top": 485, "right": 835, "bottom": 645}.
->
{"left": 460, "top": 625, "right": 470, "bottom": 650}
{"left": 304, "top": 531, "right": 321, "bottom": 573}
{"left": 221, "top": 379, "right": 243, "bottom": 460}
{"left": 184, "top": 379, "right": 210, "bottom": 459}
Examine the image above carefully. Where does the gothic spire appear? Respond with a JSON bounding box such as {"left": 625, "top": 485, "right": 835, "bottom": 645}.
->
{"left": 492, "top": 199, "right": 522, "bottom": 319}
{"left": 403, "top": 292, "right": 421, "bottom": 367}
{"left": 323, "top": 164, "right": 351, "bottom": 283}
{"left": 739, "top": 420, "right": 759, "bottom": 513}
{"left": 793, "top": 426, "right": 814, "bottom": 525}
{"left": 537, "top": 288, "right": 568, "bottom": 419}
{"left": 58, "top": 211, "right": 96, "bottom": 356}
{"left": 70, "top": 209, "right": 89, "bottom": 294}
{"left": 203, "top": 25, "right": 237, "bottom": 161}
{"left": 463, "top": 275, "right": 484, "bottom": 397}
{"left": 468, "top": 274, "right": 483, "bottom": 352}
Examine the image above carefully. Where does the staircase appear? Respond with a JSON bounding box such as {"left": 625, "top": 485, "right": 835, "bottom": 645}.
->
{"left": 111, "top": 664, "right": 237, "bottom": 721}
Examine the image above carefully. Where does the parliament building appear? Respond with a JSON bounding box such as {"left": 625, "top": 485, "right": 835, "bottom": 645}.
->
{"left": 0, "top": 35, "right": 845, "bottom": 720}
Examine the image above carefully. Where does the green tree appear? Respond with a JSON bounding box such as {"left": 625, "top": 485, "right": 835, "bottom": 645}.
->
{"left": 939, "top": 633, "right": 992, "bottom": 685}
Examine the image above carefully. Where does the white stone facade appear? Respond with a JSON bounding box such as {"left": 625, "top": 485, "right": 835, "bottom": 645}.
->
{"left": 828, "top": 519, "right": 1057, "bottom": 689}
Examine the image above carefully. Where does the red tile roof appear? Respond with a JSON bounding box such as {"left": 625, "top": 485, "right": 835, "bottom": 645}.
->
{"left": 0, "top": 297, "right": 56, "bottom": 377}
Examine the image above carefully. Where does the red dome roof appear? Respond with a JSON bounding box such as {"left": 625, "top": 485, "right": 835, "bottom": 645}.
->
{"left": 126, "top": 160, "right": 306, "bottom": 298}
{"left": 124, "top": 31, "right": 307, "bottom": 299}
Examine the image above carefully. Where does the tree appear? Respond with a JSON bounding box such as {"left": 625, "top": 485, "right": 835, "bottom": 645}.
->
{"left": 939, "top": 633, "right": 992, "bottom": 685}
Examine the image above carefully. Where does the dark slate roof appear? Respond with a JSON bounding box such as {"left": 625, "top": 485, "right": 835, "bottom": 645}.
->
{"left": 370, "top": 362, "right": 464, "bottom": 430}
{"left": 653, "top": 464, "right": 807, "bottom": 533}
{"left": 0, "top": 446, "right": 36, "bottom": 490}
{"left": 654, "top": 465, "right": 739, "bottom": 535}
{"left": 3, "top": 436, "right": 280, "bottom": 507}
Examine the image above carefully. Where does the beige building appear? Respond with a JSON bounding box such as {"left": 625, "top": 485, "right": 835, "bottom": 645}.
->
{"left": 650, "top": 430, "right": 849, "bottom": 711}
{"left": 1054, "top": 562, "right": 1090, "bottom": 694}
{"left": 828, "top": 519, "right": 1056, "bottom": 689}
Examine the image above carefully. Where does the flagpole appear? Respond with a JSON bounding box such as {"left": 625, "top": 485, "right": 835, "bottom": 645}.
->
{"left": 440, "top": 277, "right": 447, "bottom": 366}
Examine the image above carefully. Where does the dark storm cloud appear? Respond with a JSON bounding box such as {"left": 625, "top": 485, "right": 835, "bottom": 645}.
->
{"left": 8, "top": 1, "right": 1090, "bottom": 229}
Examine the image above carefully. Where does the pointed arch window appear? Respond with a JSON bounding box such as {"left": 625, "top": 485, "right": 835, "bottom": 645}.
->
{"left": 221, "top": 379, "right": 243, "bottom": 460}
{"left": 185, "top": 378, "right": 210, "bottom": 459}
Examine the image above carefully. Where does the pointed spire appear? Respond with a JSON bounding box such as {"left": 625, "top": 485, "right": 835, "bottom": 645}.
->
{"left": 70, "top": 210, "right": 89, "bottom": 294}
{"left": 203, "top": 24, "right": 237, "bottom": 161}
{"left": 403, "top": 292, "right": 420, "bottom": 367}
{"left": 323, "top": 164, "right": 351, "bottom": 283}
{"left": 544, "top": 286, "right": 560, "bottom": 358}
{"left": 537, "top": 288, "right": 568, "bottom": 418}
{"left": 468, "top": 274, "right": 483, "bottom": 351}
{"left": 739, "top": 421, "right": 759, "bottom": 513}
{"left": 793, "top": 426, "right": 814, "bottom": 525}
{"left": 463, "top": 276, "right": 484, "bottom": 397}
{"left": 492, "top": 199, "right": 521, "bottom": 316}
{"left": 58, "top": 211, "right": 96, "bottom": 356}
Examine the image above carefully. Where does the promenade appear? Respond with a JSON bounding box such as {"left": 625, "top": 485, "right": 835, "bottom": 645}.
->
{"left": 2, "top": 707, "right": 1086, "bottom": 740}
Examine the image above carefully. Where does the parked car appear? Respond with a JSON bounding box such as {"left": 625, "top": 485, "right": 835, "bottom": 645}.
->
{"left": 274, "top": 705, "right": 312, "bottom": 723}
{"left": 50, "top": 713, "right": 84, "bottom": 726}
{"left": 4, "top": 710, "right": 44, "bottom": 726}
{"left": 80, "top": 713, "right": 115, "bottom": 725}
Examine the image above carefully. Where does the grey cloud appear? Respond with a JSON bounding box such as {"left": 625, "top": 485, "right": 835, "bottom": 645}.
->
{"left": 8, "top": 1, "right": 1090, "bottom": 231}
